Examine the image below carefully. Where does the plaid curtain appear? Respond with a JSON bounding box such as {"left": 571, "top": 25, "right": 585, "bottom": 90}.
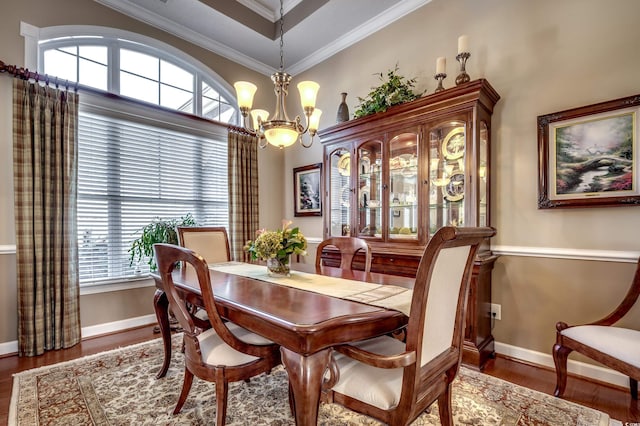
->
{"left": 13, "top": 79, "right": 81, "bottom": 356}
{"left": 227, "top": 129, "right": 259, "bottom": 262}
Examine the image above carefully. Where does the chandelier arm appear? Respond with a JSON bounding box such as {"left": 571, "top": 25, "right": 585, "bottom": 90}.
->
{"left": 241, "top": 112, "right": 255, "bottom": 132}
{"left": 299, "top": 134, "right": 314, "bottom": 149}
{"left": 258, "top": 137, "right": 268, "bottom": 149}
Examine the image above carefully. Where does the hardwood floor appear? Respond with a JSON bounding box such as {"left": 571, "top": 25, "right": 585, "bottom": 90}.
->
{"left": 0, "top": 325, "right": 637, "bottom": 424}
{"left": 483, "top": 355, "right": 638, "bottom": 423}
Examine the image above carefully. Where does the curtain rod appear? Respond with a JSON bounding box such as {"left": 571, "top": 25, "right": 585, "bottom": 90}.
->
{"left": 0, "top": 59, "right": 78, "bottom": 91}
{"left": 1, "top": 58, "right": 240, "bottom": 132}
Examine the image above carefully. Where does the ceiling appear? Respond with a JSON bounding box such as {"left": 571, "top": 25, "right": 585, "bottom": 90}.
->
{"left": 94, "top": 0, "right": 432, "bottom": 76}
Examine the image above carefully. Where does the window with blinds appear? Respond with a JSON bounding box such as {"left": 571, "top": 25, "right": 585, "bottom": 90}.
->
{"left": 35, "top": 28, "right": 236, "bottom": 286}
{"left": 77, "top": 109, "right": 228, "bottom": 284}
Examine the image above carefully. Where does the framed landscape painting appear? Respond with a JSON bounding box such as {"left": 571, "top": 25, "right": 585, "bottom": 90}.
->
{"left": 294, "top": 163, "right": 322, "bottom": 216}
{"left": 537, "top": 94, "right": 640, "bottom": 208}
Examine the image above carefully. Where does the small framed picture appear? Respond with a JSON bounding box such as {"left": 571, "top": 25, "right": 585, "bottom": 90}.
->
{"left": 294, "top": 163, "right": 322, "bottom": 217}
{"left": 537, "top": 94, "right": 640, "bottom": 208}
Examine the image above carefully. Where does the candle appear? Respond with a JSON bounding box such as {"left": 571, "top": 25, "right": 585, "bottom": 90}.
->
{"left": 458, "top": 35, "right": 469, "bottom": 54}
{"left": 436, "top": 56, "right": 446, "bottom": 74}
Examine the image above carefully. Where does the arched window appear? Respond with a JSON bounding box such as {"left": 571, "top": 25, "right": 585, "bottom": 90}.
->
{"left": 32, "top": 25, "right": 236, "bottom": 287}
{"left": 38, "top": 27, "right": 238, "bottom": 123}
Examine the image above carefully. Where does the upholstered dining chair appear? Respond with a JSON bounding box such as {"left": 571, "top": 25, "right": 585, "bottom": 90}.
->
{"left": 177, "top": 226, "right": 231, "bottom": 323}
{"left": 315, "top": 236, "right": 373, "bottom": 273}
{"left": 553, "top": 256, "right": 640, "bottom": 401}
{"left": 153, "top": 243, "right": 281, "bottom": 424}
{"left": 177, "top": 226, "right": 231, "bottom": 263}
{"left": 322, "top": 226, "right": 496, "bottom": 426}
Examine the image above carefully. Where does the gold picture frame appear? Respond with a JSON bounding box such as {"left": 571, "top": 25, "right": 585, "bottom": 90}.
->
{"left": 537, "top": 94, "right": 640, "bottom": 209}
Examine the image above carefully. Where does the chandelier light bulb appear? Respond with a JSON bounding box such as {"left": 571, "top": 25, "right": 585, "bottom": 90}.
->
{"left": 308, "top": 108, "right": 322, "bottom": 133}
{"left": 233, "top": 81, "right": 257, "bottom": 110}
{"left": 250, "top": 109, "right": 269, "bottom": 129}
{"left": 297, "top": 81, "right": 320, "bottom": 109}
{"left": 265, "top": 127, "right": 299, "bottom": 149}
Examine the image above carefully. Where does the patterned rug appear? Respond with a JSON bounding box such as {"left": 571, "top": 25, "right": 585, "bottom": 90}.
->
{"left": 9, "top": 334, "right": 612, "bottom": 425}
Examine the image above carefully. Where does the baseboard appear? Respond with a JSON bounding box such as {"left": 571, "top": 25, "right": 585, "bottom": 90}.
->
{"left": 80, "top": 314, "right": 157, "bottom": 339}
{"left": 495, "top": 341, "right": 628, "bottom": 389}
{"left": 0, "top": 340, "right": 18, "bottom": 356}
{"left": 0, "top": 314, "right": 157, "bottom": 356}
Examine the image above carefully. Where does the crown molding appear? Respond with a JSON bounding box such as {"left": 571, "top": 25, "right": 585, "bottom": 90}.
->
{"left": 288, "top": 0, "right": 432, "bottom": 75}
{"left": 94, "top": 0, "right": 431, "bottom": 75}
{"left": 94, "top": 0, "right": 275, "bottom": 75}
{"left": 237, "top": 0, "right": 303, "bottom": 22}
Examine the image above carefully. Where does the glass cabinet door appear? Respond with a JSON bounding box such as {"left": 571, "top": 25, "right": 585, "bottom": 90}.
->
{"left": 428, "top": 122, "right": 466, "bottom": 236}
{"left": 388, "top": 132, "right": 419, "bottom": 241}
{"left": 328, "top": 147, "right": 352, "bottom": 237}
{"left": 479, "top": 121, "right": 489, "bottom": 227}
{"left": 357, "top": 140, "right": 382, "bottom": 238}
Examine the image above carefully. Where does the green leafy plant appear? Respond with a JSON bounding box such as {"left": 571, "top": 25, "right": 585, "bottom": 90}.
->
{"left": 354, "top": 65, "right": 422, "bottom": 119}
{"left": 128, "top": 213, "right": 197, "bottom": 271}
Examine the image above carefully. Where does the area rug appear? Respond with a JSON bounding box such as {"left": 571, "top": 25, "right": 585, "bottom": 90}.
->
{"left": 9, "top": 334, "right": 612, "bottom": 425}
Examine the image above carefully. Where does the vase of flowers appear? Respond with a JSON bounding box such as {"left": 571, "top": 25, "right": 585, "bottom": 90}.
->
{"left": 244, "top": 220, "right": 307, "bottom": 277}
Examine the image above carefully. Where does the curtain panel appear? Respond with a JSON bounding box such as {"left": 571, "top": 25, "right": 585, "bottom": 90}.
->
{"left": 227, "top": 130, "right": 259, "bottom": 262}
{"left": 13, "top": 79, "right": 81, "bottom": 356}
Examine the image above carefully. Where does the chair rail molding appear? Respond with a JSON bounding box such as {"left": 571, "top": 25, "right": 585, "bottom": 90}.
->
{"left": 0, "top": 245, "right": 16, "bottom": 255}
{"left": 3, "top": 244, "right": 638, "bottom": 264}
{"left": 492, "top": 245, "right": 640, "bottom": 263}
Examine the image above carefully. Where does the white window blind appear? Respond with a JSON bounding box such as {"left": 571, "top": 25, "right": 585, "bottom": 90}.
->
{"left": 77, "top": 107, "right": 228, "bottom": 284}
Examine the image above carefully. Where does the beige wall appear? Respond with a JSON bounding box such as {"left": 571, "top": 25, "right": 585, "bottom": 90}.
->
{"left": 1, "top": 0, "right": 639, "bottom": 373}
{"left": 287, "top": 0, "right": 640, "bottom": 361}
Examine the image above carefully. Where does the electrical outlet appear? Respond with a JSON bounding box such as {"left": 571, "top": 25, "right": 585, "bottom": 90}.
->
{"left": 490, "top": 303, "right": 501, "bottom": 320}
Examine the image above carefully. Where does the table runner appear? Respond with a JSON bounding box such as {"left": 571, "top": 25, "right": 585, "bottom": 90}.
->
{"left": 209, "top": 262, "right": 412, "bottom": 316}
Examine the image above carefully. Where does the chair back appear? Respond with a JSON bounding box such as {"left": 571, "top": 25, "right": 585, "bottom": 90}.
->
{"left": 177, "top": 226, "right": 231, "bottom": 263}
{"left": 402, "top": 227, "right": 495, "bottom": 408}
{"left": 315, "top": 237, "right": 372, "bottom": 272}
{"left": 153, "top": 243, "right": 265, "bottom": 357}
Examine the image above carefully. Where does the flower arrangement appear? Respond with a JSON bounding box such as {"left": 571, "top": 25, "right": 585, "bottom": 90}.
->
{"left": 244, "top": 220, "right": 307, "bottom": 275}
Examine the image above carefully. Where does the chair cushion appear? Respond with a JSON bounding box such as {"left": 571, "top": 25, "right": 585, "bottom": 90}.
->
{"left": 197, "top": 322, "right": 273, "bottom": 366}
{"left": 194, "top": 308, "right": 208, "bottom": 321}
{"left": 331, "top": 335, "right": 406, "bottom": 410}
{"left": 561, "top": 325, "right": 640, "bottom": 369}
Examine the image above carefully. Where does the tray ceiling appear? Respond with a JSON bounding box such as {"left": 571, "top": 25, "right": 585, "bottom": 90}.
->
{"left": 94, "top": 0, "right": 431, "bottom": 75}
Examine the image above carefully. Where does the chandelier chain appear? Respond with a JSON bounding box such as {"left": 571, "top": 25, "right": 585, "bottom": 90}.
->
{"left": 279, "top": 0, "right": 284, "bottom": 71}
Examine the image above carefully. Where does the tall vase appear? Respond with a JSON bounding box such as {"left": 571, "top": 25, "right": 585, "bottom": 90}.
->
{"left": 266, "top": 256, "right": 291, "bottom": 277}
{"left": 336, "top": 92, "right": 349, "bottom": 123}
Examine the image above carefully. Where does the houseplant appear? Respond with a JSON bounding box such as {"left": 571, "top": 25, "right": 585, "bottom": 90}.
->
{"left": 244, "top": 220, "right": 307, "bottom": 276}
{"left": 128, "top": 213, "right": 197, "bottom": 272}
{"left": 354, "top": 65, "right": 423, "bottom": 119}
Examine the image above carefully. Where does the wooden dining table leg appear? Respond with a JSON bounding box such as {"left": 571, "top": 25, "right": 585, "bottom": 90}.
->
{"left": 153, "top": 289, "right": 172, "bottom": 379}
{"left": 281, "top": 347, "right": 332, "bottom": 426}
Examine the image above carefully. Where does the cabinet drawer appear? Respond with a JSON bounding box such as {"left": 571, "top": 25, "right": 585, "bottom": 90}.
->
{"left": 371, "top": 254, "right": 419, "bottom": 277}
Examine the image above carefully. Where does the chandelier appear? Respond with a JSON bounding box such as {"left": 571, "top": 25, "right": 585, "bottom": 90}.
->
{"left": 234, "top": 0, "right": 321, "bottom": 149}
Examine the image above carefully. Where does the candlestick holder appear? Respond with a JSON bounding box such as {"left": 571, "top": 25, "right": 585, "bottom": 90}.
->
{"left": 455, "top": 52, "right": 471, "bottom": 85}
{"left": 434, "top": 73, "right": 446, "bottom": 93}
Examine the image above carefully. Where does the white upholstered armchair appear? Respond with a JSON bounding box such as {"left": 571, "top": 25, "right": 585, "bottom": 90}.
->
{"left": 553, "top": 257, "right": 640, "bottom": 401}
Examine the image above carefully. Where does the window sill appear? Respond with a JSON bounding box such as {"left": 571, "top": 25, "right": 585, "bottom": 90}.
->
{"left": 80, "top": 275, "right": 155, "bottom": 295}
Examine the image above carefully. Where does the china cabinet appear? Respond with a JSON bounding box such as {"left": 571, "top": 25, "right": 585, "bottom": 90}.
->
{"left": 318, "top": 79, "right": 500, "bottom": 369}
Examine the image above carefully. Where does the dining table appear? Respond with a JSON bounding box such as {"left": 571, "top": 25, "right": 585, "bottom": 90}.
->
{"left": 152, "top": 261, "right": 414, "bottom": 426}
